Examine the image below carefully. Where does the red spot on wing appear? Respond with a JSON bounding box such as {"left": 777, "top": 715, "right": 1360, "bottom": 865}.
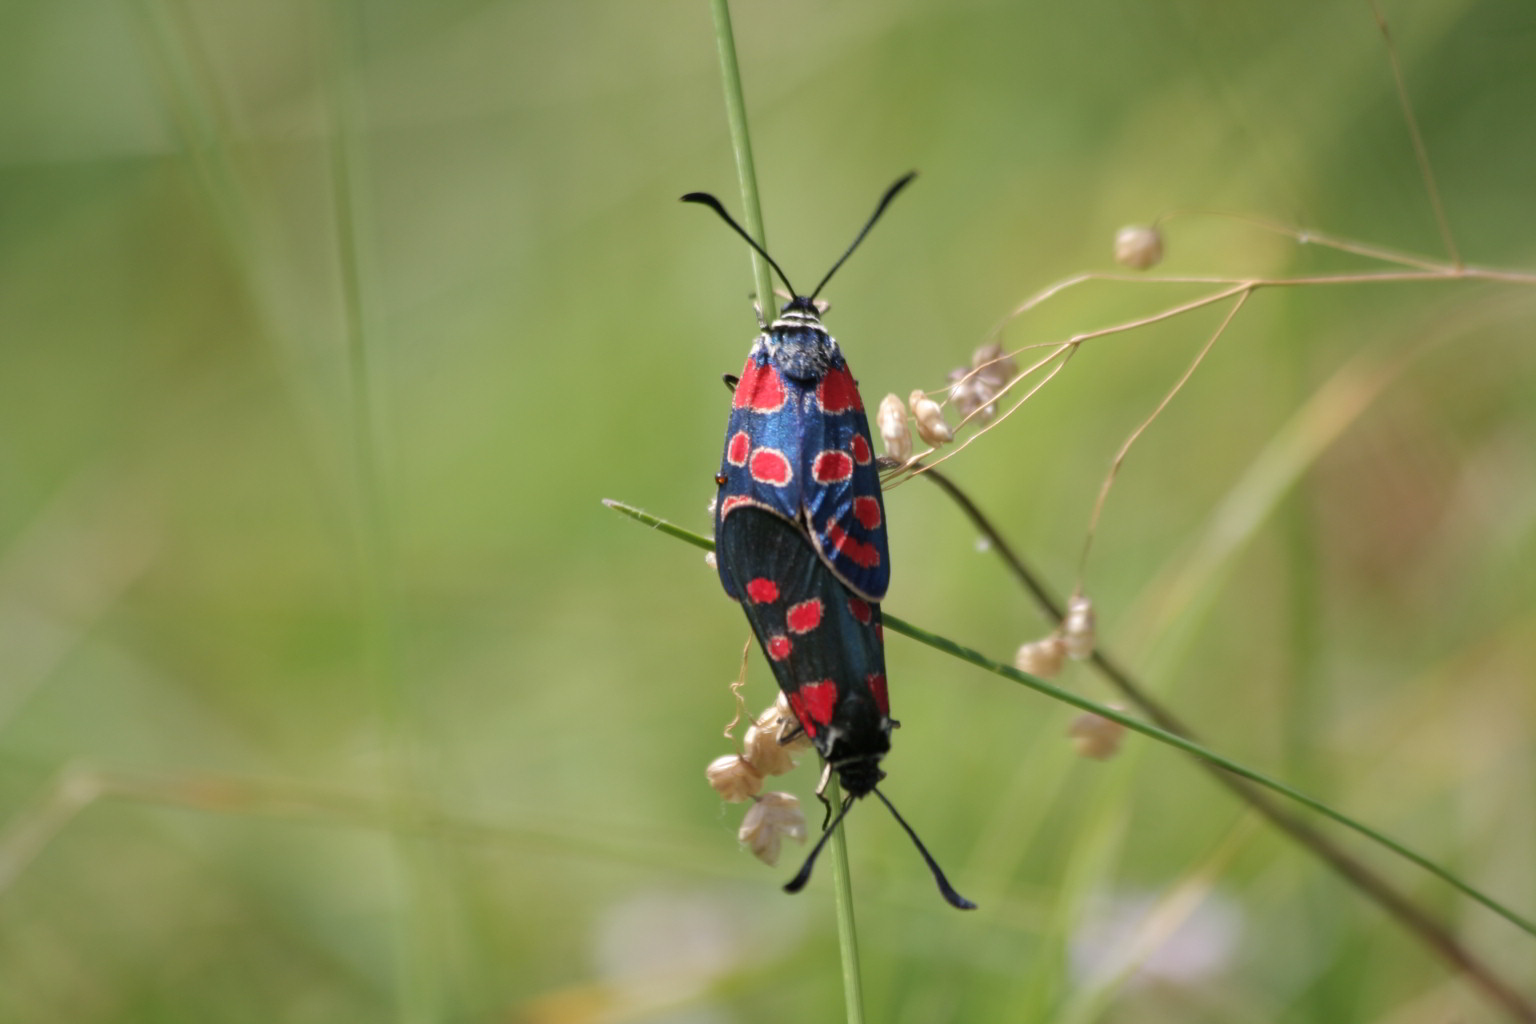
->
{"left": 816, "top": 367, "right": 862, "bottom": 414}
{"left": 787, "top": 692, "right": 816, "bottom": 736}
{"left": 786, "top": 598, "right": 824, "bottom": 633}
{"left": 734, "top": 360, "right": 787, "bottom": 413}
{"left": 812, "top": 450, "right": 853, "bottom": 484}
{"left": 867, "top": 673, "right": 889, "bottom": 715}
{"left": 726, "top": 431, "right": 750, "bottom": 466}
{"left": 848, "top": 596, "right": 872, "bottom": 624}
{"left": 720, "top": 495, "right": 752, "bottom": 517}
{"left": 732, "top": 359, "right": 757, "bottom": 409}
{"left": 749, "top": 448, "right": 793, "bottom": 486}
{"left": 875, "top": 622, "right": 884, "bottom": 644}
{"left": 824, "top": 519, "right": 882, "bottom": 569}
{"left": 746, "top": 578, "right": 779, "bottom": 603}
{"left": 852, "top": 496, "right": 882, "bottom": 530}
{"left": 799, "top": 680, "right": 838, "bottom": 726}
{"left": 850, "top": 433, "right": 872, "bottom": 464}
{"left": 766, "top": 635, "right": 792, "bottom": 661}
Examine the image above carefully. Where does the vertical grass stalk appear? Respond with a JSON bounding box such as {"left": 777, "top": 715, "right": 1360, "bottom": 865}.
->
{"left": 703, "top": 3, "right": 863, "bottom": 1019}
{"left": 707, "top": 0, "right": 778, "bottom": 321}
{"left": 824, "top": 776, "right": 867, "bottom": 1024}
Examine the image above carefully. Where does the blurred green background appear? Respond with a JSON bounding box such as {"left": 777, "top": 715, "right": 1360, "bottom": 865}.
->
{"left": 1, "top": 0, "right": 1533, "bottom": 1021}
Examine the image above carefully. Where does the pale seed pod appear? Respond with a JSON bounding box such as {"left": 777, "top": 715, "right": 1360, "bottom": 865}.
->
{"left": 1063, "top": 594, "right": 1096, "bottom": 660}
{"left": 877, "top": 393, "right": 912, "bottom": 461}
{"left": 706, "top": 753, "right": 763, "bottom": 803}
{"left": 947, "top": 368, "right": 995, "bottom": 424}
{"left": 1015, "top": 634, "right": 1067, "bottom": 679}
{"left": 743, "top": 721, "right": 798, "bottom": 776}
{"left": 948, "top": 342, "right": 1018, "bottom": 425}
{"left": 1114, "top": 225, "right": 1164, "bottom": 270}
{"left": 1068, "top": 710, "right": 1126, "bottom": 760}
{"left": 971, "top": 341, "right": 1018, "bottom": 393}
{"left": 909, "top": 390, "right": 953, "bottom": 446}
{"left": 739, "top": 791, "right": 807, "bottom": 866}
{"left": 758, "top": 694, "right": 813, "bottom": 753}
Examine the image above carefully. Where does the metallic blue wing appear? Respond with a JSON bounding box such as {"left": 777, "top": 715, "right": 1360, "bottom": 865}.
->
{"left": 798, "top": 357, "right": 890, "bottom": 602}
{"left": 715, "top": 344, "right": 890, "bottom": 603}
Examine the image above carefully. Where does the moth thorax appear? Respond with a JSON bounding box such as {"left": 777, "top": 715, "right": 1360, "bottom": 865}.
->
{"left": 834, "top": 756, "right": 886, "bottom": 798}
{"left": 765, "top": 317, "right": 836, "bottom": 382}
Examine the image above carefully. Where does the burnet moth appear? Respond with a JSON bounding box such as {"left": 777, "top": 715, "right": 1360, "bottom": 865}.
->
{"left": 683, "top": 174, "right": 976, "bottom": 910}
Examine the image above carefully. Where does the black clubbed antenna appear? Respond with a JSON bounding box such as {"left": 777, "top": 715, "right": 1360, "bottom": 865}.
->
{"left": 783, "top": 795, "right": 856, "bottom": 894}
{"left": 872, "top": 787, "right": 976, "bottom": 910}
{"left": 807, "top": 171, "right": 917, "bottom": 302}
{"left": 680, "top": 192, "right": 798, "bottom": 298}
{"left": 783, "top": 785, "right": 977, "bottom": 910}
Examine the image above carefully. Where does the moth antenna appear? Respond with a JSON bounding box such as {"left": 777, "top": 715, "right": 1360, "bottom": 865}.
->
{"left": 680, "top": 192, "right": 798, "bottom": 297}
{"left": 872, "top": 787, "right": 977, "bottom": 910}
{"left": 807, "top": 171, "right": 917, "bottom": 303}
{"left": 783, "top": 794, "right": 856, "bottom": 893}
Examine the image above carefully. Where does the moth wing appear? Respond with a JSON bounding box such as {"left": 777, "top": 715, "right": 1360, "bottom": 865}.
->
{"left": 799, "top": 361, "right": 890, "bottom": 602}
{"left": 714, "top": 352, "right": 810, "bottom": 598}
{"left": 717, "top": 507, "right": 890, "bottom": 758}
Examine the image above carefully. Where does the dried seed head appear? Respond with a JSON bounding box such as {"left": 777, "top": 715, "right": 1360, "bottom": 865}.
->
{"left": 947, "top": 368, "right": 996, "bottom": 424}
{"left": 739, "top": 791, "right": 807, "bottom": 866}
{"left": 743, "top": 721, "right": 798, "bottom": 776}
{"left": 1068, "top": 710, "right": 1126, "bottom": 760}
{"left": 1063, "top": 594, "right": 1096, "bottom": 660}
{"left": 909, "top": 390, "right": 953, "bottom": 446}
{"left": 757, "top": 693, "right": 790, "bottom": 730}
{"left": 971, "top": 342, "right": 1018, "bottom": 392}
{"left": 1114, "top": 225, "right": 1164, "bottom": 270}
{"left": 948, "top": 342, "right": 1019, "bottom": 425}
{"left": 1015, "top": 634, "right": 1067, "bottom": 679}
{"left": 706, "top": 754, "right": 764, "bottom": 803}
{"left": 877, "top": 393, "right": 912, "bottom": 461}
{"left": 758, "top": 694, "right": 813, "bottom": 753}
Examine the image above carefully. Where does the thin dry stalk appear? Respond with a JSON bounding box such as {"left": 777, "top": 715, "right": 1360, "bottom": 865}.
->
{"left": 1076, "top": 290, "right": 1250, "bottom": 583}
{"left": 1369, "top": 0, "right": 1460, "bottom": 268}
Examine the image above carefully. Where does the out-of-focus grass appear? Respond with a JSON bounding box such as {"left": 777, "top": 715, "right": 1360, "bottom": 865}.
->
{"left": 1, "top": 1, "right": 1533, "bottom": 1022}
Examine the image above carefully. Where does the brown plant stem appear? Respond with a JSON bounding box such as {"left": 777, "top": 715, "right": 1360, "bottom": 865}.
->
{"left": 915, "top": 464, "right": 1536, "bottom": 1022}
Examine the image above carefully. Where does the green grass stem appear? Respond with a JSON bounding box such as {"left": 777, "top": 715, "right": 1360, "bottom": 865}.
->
{"left": 707, "top": 0, "right": 778, "bottom": 321}
{"left": 823, "top": 776, "right": 867, "bottom": 1024}
{"left": 700, "top": 5, "right": 860, "bottom": 1014}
